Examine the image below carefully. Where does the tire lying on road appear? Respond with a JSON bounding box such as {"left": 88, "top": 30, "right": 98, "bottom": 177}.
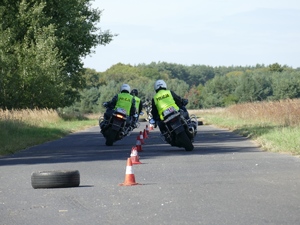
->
{"left": 31, "top": 170, "right": 80, "bottom": 189}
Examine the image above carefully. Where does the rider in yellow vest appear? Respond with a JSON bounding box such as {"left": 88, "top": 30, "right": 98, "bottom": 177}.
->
{"left": 153, "top": 89, "right": 179, "bottom": 120}
{"left": 151, "top": 79, "right": 195, "bottom": 134}
{"left": 100, "top": 84, "right": 136, "bottom": 131}
{"left": 130, "top": 89, "right": 143, "bottom": 127}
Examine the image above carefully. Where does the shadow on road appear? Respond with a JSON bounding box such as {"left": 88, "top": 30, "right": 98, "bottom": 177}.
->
{"left": 0, "top": 124, "right": 262, "bottom": 166}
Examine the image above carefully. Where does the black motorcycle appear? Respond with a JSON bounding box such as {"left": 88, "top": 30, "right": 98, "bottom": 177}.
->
{"left": 151, "top": 106, "right": 197, "bottom": 151}
{"left": 99, "top": 104, "right": 133, "bottom": 146}
{"left": 142, "top": 99, "right": 153, "bottom": 121}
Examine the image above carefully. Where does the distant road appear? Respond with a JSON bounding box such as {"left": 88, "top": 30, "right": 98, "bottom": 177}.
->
{"left": 1, "top": 122, "right": 300, "bottom": 225}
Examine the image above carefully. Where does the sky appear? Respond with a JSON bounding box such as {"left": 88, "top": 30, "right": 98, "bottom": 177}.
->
{"left": 82, "top": 0, "right": 300, "bottom": 72}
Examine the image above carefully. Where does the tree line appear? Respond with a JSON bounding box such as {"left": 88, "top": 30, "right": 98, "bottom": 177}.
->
{"left": 63, "top": 62, "right": 300, "bottom": 114}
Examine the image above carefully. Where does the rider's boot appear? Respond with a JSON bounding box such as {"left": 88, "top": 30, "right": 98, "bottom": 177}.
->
{"left": 100, "top": 120, "right": 108, "bottom": 133}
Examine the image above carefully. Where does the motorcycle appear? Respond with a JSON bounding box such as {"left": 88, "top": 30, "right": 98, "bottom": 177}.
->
{"left": 99, "top": 103, "right": 133, "bottom": 146}
{"left": 151, "top": 106, "right": 197, "bottom": 151}
{"left": 142, "top": 99, "right": 153, "bottom": 121}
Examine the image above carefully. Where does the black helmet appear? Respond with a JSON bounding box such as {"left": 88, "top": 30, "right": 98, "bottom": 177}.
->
{"left": 131, "top": 89, "right": 138, "bottom": 96}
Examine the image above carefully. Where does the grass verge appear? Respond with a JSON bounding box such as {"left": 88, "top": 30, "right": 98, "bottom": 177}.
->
{"left": 0, "top": 109, "right": 98, "bottom": 156}
{"left": 190, "top": 99, "right": 300, "bottom": 156}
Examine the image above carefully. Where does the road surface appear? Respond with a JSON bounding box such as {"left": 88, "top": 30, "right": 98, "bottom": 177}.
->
{"left": 1, "top": 122, "right": 300, "bottom": 225}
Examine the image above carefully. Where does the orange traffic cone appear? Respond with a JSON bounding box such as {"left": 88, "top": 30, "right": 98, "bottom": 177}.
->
{"left": 119, "top": 158, "right": 139, "bottom": 186}
{"left": 138, "top": 131, "right": 145, "bottom": 144}
{"left": 130, "top": 147, "right": 141, "bottom": 164}
{"left": 143, "top": 129, "right": 148, "bottom": 139}
{"left": 149, "top": 123, "right": 154, "bottom": 130}
{"left": 136, "top": 138, "right": 143, "bottom": 152}
{"left": 145, "top": 125, "right": 150, "bottom": 134}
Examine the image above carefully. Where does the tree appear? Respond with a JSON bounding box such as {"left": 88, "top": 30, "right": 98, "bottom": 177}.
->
{"left": 0, "top": 0, "right": 115, "bottom": 109}
{"left": 270, "top": 72, "right": 300, "bottom": 100}
{"left": 268, "top": 63, "right": 284, "bottom": 72}
{"left": 200, "top": 78, "right": 224, "bottom": 108}
{"left": 97, "top": 80, "right": 120, "bottom": 113}
{"left": 101, "top": 63, "right": 141, "bottom": 84}
{"left": 82, "top": 68, "right": 102, "bottom": 88}
{"left": 0, "top": 1, "right": 65, "bottom": 108}
{"left": 187, "top": 65, "right": 215, "bottom": 86}
{"left": 184, "top": 85, "right": 201, "bottom": 109}
{"left": 234, "top": 72, "right": 271, "bottom": 103}
{"left": 167, "top": 79, "right": 189, "bottom": 97}
{"left": 79, "top": 87, "right": 100, "bottom": 113}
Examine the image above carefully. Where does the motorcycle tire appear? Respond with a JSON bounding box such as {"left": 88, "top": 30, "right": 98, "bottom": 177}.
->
{"left": 105, "top": 129, "right": 118, "bottom": 146}
{"left": 178, "top": 132, "right": 194, "bottom": 151}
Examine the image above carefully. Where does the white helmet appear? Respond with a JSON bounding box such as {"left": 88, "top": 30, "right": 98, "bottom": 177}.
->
{"left": 120, "top": 83, "right": 131, "bottom": 93}
{"left": 154, "top": 79, "right": 167, "bottom": 91}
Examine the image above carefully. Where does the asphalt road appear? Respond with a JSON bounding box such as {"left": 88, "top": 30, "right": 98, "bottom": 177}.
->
{"left": 1, "top": 122, "right": 300, "bottom": 225}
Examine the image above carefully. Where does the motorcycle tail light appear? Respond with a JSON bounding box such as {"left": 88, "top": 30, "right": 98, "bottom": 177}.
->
{"left": 116, "top": 114, "right": 125, "bottom": 119}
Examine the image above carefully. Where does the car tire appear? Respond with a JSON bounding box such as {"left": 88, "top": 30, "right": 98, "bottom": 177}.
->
{"left": 31, "top": 170, "right": 80, "bottom": 189}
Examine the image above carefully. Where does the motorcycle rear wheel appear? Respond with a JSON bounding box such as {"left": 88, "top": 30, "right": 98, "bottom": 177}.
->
{"left": 178, "top": 132, "right": 194, "bottom": 151}
{"left": 105, "top": 129, "right": 118, "bottom": 146}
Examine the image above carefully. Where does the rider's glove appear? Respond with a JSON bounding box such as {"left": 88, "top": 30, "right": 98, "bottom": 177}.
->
{"left": 182, "top": 98, "right": 189, "bottom": 106}
{"left": 103, "top": 102, "right": 108, "bottom": 107}
{"left": 149, "top": 118, "right": 157, "bottom": 128}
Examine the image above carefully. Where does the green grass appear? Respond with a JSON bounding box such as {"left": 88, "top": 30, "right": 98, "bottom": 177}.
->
{"left": 198, "top": 112, "right": 300, "bottom": 156}
{"left": 0, "top": 119, "right": 98, "bottom": 156}
{"left": 256, "top": 126, "right": 300, "bottom": 155}
{"left": 2, "top": 104, "right": 299, "bottom": 157}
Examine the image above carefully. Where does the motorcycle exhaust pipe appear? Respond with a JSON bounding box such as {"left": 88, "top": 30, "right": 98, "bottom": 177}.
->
{"left": 188, "top": 126, "right": 194, "bottom": 134}
{"left": 119, "top": 132, "right": 125, "bottom": 138}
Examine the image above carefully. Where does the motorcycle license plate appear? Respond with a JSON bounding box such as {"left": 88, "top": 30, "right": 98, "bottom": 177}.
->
{"left": 163, "top": 106, "right": 175, "bottom": 117}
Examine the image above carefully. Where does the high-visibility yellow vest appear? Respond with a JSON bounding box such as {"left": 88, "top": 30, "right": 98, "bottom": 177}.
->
{"left": 115, "top": 93, "right": 133, "bottom": 116}
{"left": 153, "top": 90, "right": 179, "bottom": 120}
{"left": 134, "top": 96, "right": 141, "bottom": 113}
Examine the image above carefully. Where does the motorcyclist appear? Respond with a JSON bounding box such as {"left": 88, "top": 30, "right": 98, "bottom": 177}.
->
{"left": 100, "top": 84, "right": 136, "bottom": 131}
{"left": 150, "top": 79, "right": 196, "bottom": 135}
{"left": 130, "top": 89, "right": 143, "bottom": 127}
{"left": 143, "top": 98, "right": 151, "bottom": 110}
{"left": 142, "top": 98, "right": 152, "bottom": 119}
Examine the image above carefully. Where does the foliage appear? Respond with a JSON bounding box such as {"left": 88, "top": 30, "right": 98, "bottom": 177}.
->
{"left": 82, "top": 68, "right": 102, "bottom": 88}
{"left": 0, "top": 0, "right": 115, "bottom": 109}
{"left": 2, "top": 0, "right": 299, "bottom": 114}
{"left": 187, "top": 65, "right": 215, "bottom": 85}
{"left": 79, "top": 88, "right": 100, "bottom": 113}
{"left": 268, "top": 63, "right": 285, "bottom": 72}
{"left": 184, "top": 85, "right": 202, "bottom": 109}
{"left": 66, "top": 62, "right": 300, "bottom": 113}
{"left": 269, "top": 71, "right": 300, "bottom": 100}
